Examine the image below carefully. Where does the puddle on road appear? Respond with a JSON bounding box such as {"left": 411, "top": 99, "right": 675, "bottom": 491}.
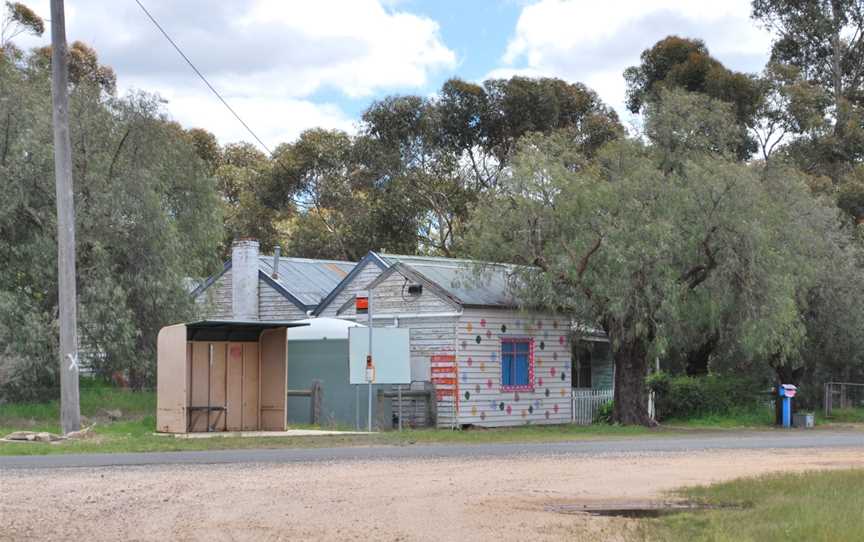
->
{"left": 545, "top": 501, "right": 738, "bottom": 518}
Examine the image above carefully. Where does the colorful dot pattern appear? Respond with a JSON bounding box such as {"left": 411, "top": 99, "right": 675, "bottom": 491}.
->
{"left": 441, "top": 311, "right": 572, "bottom": 427}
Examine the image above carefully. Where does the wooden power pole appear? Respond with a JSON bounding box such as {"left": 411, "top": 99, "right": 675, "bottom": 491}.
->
{"left": 50, "top": 0, "right": 81, "bottom": 434}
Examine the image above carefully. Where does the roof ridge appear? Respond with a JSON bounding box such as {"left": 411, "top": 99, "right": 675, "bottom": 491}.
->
{"left": 382, "top": 253, "right": 517, "bottom": 269}
{"left": 258, "top": 255, "right": 354, "bottom": 265}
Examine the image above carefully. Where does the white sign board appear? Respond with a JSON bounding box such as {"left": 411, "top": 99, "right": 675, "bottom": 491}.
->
{"left": 349, "top": 327, "right": 411, "bottom": 384}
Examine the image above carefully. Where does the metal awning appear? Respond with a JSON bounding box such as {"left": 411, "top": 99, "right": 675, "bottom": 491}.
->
{"left": 185, "top": 320, "right": 309, "bottom": 341}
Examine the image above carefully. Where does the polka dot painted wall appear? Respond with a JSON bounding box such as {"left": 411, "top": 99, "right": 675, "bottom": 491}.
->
{"left": 452, "top": 309, "right": 572, "bottom": 428}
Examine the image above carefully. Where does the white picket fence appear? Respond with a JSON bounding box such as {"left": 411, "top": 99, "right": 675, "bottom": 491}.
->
{"left": 571, "top": 388, "right": 614, "bottom": 425}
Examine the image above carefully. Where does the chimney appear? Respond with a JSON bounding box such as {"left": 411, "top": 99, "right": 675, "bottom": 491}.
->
{"left": 232, "top": 239, "right": 259, "bottom": 321}
{"left": 272, "top": 245, "right": 281, "bottom": 279}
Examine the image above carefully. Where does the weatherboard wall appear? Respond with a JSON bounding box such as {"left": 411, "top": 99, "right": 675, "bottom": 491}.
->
{"left": 318, "top": 261, "right": 385, "bottom": 318}
{"left": 336, "top": 268, "right": 460, "bottom": 426}
{"left": 455, "top": 308, "right": 572, "bottom": 427}
{"left": 196, "top": 268, "right": 233, "bottom": 319}
{"left": 195, "top": 267, "right": 307, "bottom": 321}
{"left": 257, "top": 278, "right": 307, "bottom": 321}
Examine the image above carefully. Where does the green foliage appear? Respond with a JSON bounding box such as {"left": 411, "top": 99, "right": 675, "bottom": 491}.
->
{"left": 255, "top": 76, "right": 622, "bottom": 259}
{"left": 647, "top": 373, "right": 766, "bottom": 421}
{"left": 624, "top": 36, "right": 761, "bottom": 158}
{"left": 0, "top": 380, "right": 156, "bottom": 425}
{"left": 594, "top": 400, "right": 614, "bottom": 424}
{"left": 29, "top": 41, "right": 117, "bottom": 95}
{"left": 825, "top": 407, "right": 864, "bottom": 423}
{"left": 0, "top": 44, "right": 222, "bottom": 398}
{"left": 753, "top": 0, "right": 864, "bottom": 183}
{"left": 641, "top": 469, "right": 864, "bottom": 541}
{"left": 463, "top": 91, "right": 862, "bottom": 424}
{"left": 1, "top": 1, "right": 43, "bottom": 54}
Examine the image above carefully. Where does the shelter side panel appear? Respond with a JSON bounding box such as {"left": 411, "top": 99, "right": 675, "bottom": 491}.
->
{"left": 189, "top": 342, "right": 211, "bottom": 432}
{"left": 156, "top": 324, "right": 188, "bottom": 433}
{"left": 242, "top": 342, "right": 260, "bottom": 430}
{"left": 209, "top": 343, "right": 227, "bottom": 431}
{"left": 226, "top": 343, "right": 244, "bottom": 430}
{"left": 259, "top": 328, "right": 287, "bottom": 430}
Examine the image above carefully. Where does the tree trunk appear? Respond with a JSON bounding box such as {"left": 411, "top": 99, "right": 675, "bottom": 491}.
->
{"left": 830, "top": 1, "right": 848, "bottom": 183}
{"left": 684, "top": 332, "right": 718, "bottom": 376}
{"left": 611, "top": 337, "right": 653, "bottom": 425}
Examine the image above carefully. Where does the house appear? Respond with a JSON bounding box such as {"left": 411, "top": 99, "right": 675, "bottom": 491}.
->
{"left": 320, "top": 252, "right": 613, "bottom": 427}
{"left": 193, "top": 240, "right": 356, "bottom": 321}
{"left": 193, "top": 243, "right": 614, "bottom": 428}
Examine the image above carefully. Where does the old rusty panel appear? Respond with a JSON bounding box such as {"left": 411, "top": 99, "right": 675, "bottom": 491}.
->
{"left": 156, "top": 324, "right": 188, "bottom": 433}
{"left": 209, "top": 343, "right": 227, "bottom": 431}
{"left": 242, "top": 342, "right": 259, "bottom": 430}
{"left": 259, "top": 328, "right": 287, "bottom": 430}
{"left": 226, "top": 343, "right": 244, "bottom": 431}
{"left": 189, "top": 342, "right": 210, "bottom": 432}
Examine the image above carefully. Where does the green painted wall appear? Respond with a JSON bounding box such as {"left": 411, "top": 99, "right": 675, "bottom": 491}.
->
{"left": 286, "top": 339, "right": 390, "bottom": 429}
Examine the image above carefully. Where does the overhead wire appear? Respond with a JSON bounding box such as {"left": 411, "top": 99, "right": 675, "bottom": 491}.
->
{"left": 133, "top": 0, "right": 273, "bottom": 155}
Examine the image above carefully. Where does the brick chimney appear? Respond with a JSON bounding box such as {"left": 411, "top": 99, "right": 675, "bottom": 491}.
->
{"left": 232, "top": 239, "right": 259, "bottom": 321}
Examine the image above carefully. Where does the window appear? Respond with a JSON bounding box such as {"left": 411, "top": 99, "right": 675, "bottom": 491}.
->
{"left": 573, "top": 344, "right": 593, "bottom": 389}
{"left": 572, "top": 340, "right": 611, "bottom": 389}
{"left": 501, "top": 338, "right": 533, "bottom": 390}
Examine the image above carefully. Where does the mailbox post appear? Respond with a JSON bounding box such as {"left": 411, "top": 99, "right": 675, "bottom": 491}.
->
{"left": 778, "top": 384, "right": 797, "bottom": 428}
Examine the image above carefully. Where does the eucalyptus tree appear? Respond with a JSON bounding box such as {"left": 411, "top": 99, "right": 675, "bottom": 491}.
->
{"left": 0, "top": 43, "right": 222, "bottom": 397}
{"left": 464, "top": 91, "right": 856, "bottom": 424}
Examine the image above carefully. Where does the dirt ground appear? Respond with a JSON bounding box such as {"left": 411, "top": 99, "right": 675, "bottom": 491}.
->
{"left": 2, "top": 447, "right": 863, "bottom": 541}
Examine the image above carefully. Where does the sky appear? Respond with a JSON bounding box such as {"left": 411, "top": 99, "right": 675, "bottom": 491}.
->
{"left": 15, "top": 0, "right": 775, "bottom": 151}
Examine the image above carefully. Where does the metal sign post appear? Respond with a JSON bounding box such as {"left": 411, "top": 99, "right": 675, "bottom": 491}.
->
{"left": 356, "top": 290, "right": 374, "bottom": 432}
{"left": 367, "top": 292, "right": 373, "bottom": 432}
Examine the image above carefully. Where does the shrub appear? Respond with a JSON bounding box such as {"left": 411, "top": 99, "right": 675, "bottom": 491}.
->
{"left": 646, "top": 372, "right": 765, "bottom": 421}
{"left": 594, "top": 400, "right": 615, "bottom": 424}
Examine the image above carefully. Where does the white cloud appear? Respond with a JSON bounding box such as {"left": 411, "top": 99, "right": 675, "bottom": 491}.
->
{"left": 141, "top": 83, "right": 356, "bottom": 148}
{"left": 496, "top": 0, "right": 773, "bottom": 119}
{"left": 14, "top": 0, "right": 456, "bottom": 148}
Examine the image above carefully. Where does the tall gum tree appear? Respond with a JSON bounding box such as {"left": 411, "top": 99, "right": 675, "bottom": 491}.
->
{"left": 464, "top": 91, "right": 837, "bottom": 424}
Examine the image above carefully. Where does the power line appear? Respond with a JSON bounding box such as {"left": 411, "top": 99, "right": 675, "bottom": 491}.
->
{"left": 133, "top": 0, "right": 273, "bottom": 154}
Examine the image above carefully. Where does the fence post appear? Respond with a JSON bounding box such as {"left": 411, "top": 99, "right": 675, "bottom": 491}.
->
{"left": 824, "top": 382, "right": 829, "bottom": 417}
{"left": 309, "top": 380, "right": 322, "bottom": 425}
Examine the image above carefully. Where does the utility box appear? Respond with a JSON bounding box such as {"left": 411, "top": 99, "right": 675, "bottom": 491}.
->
{"left": 156, "top": 320, "right": 307, "bottom": 434}
{"left": 793, "top": 412, "right": 814, "bottom": 429}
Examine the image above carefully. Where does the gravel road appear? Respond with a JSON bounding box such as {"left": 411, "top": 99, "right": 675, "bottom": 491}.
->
{"left": 2, "top": 443, "right": 863, "bottom": 541}
{"left": 2, "top": 429, "right": 863, "bottom": 469}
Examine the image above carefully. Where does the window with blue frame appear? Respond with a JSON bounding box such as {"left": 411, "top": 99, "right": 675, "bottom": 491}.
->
{"left": 501, "top": 338, "right": 534, "bottom": 390}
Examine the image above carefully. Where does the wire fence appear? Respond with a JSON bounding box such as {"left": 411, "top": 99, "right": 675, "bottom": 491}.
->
{"left": 824, "top": 382, "right": 864, "bottom": 416}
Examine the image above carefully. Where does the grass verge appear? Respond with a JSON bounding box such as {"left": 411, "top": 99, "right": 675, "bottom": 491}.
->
{"left": 1, "top": 384, "right": 659, "bottom": 455}
{"left": 662, "top": 406, "right": 775, "bottom": 428}
{"left": 821, "top": 407, "right": 864, "bottom": 424}
{"left": 0, "top": 415, "right": 656, "bottom": 456}
{"left": 637, "top": 469, "right": 864, "bottom": 541}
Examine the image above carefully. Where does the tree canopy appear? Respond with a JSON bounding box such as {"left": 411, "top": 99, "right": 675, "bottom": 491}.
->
{"left": 0, "top": 41, "right": 221, "bottom": 398}
{"left": 464, "top": 90, "right": 864, "bottom": 423}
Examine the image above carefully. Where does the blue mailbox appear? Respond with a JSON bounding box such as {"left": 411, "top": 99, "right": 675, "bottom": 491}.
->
{"left": 778, "top": 384, "right": 797, "bottom": 428}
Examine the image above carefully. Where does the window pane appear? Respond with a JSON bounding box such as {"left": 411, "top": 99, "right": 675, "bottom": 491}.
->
{"left": 502, "top": 353, "right": 512, "bottom": 386}
{"left": 515, "top": 353, "right": 529, "bottom": 385}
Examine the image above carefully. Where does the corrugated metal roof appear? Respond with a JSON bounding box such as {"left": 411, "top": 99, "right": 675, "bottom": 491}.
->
{"left": 380, "top": 254, "right": 520, "bottom": 307}
{"left": 259, "top": 256, "right": 355, "bottom": 307}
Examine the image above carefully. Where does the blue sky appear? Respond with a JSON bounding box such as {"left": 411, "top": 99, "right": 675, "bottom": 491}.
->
{"left": 15, "top": 0, "right": 773, "bottom": 149}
